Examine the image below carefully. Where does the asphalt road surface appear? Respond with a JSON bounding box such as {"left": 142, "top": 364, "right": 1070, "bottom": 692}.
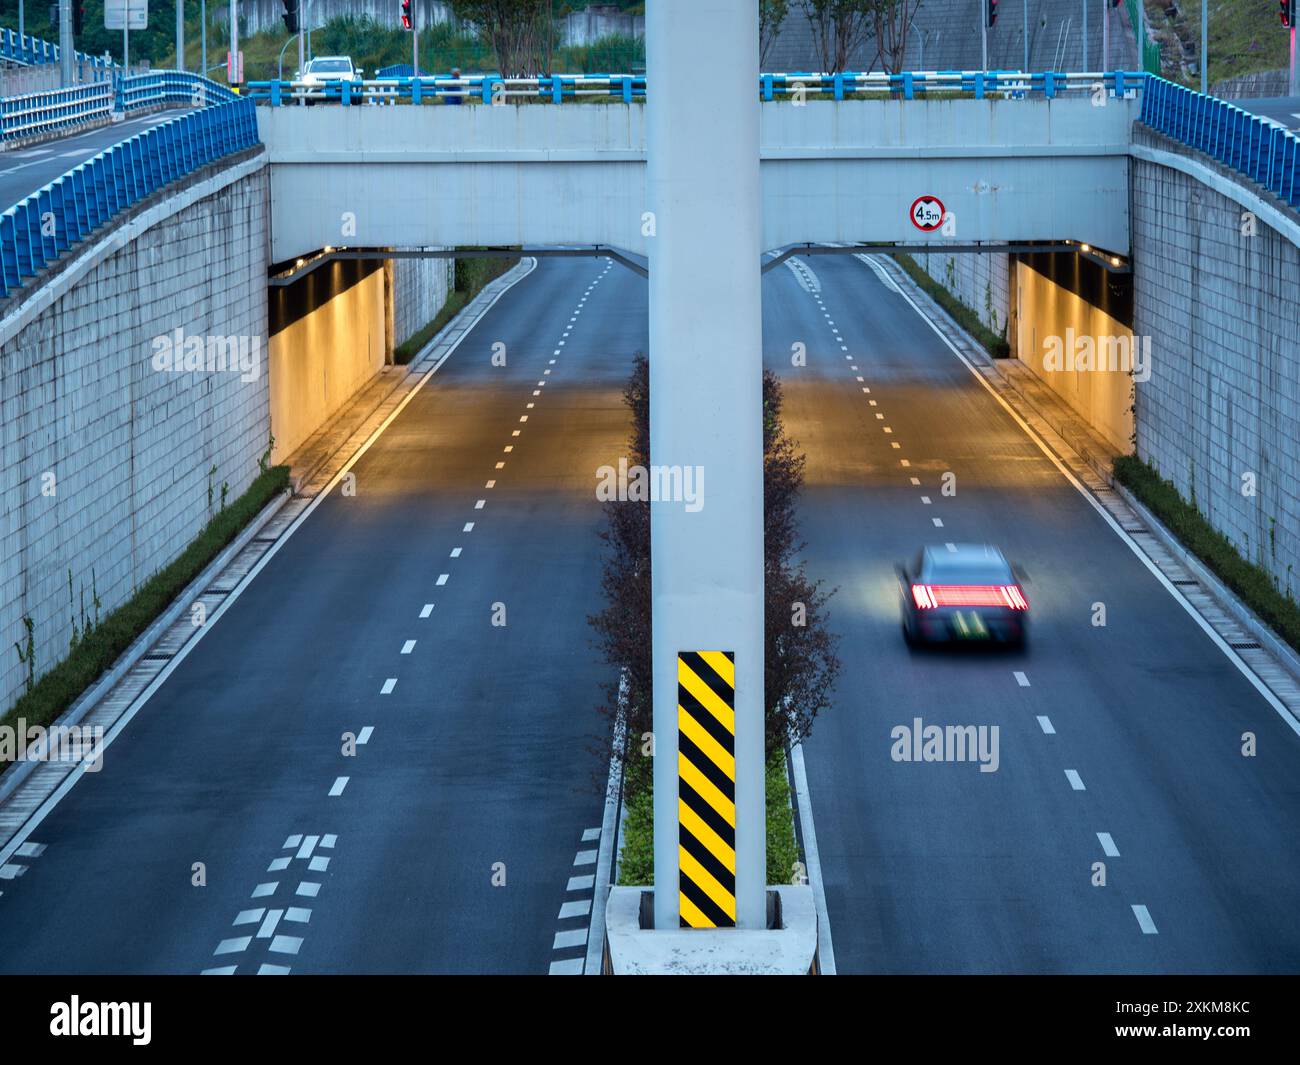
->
{"left": 765, "top": 252, "right": 1300, "bottom": 974}
{"left": 0, "top": 108, "right": 196, "bottom": 213}
{"left": 3, "top": 249, "right": 1299, "bottom": 974}
{"left": 0, "top": 256, "right": 643, "bottom": 974}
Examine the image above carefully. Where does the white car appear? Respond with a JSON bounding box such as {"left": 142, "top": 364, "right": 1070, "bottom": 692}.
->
{"left": 297, "top": 56, "right": 362, "bottom": 100}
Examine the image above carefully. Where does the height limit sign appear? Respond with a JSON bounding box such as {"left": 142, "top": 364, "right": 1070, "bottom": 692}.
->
{"left": 909, "top": 195, "right": 945, "bottom": 232}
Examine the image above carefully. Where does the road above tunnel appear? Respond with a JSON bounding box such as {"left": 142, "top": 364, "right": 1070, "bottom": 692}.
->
{"left": 765, "top": 251, "right": 1300, "bottom": 974}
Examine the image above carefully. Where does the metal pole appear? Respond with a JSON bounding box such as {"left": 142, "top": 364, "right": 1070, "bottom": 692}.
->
{"left": 1023, "top": 0, "right": 1028, "bottom": 72}
{"left": 412, "top": 0, "right": 419, "bottom": 76}
{"left": 58, "top": 0, "right": 73, "bottom": 84}
{"left": 911, "top": 21, "right": 923, "bottom": 69}
{"left": 177, "top": 0, "right": 185, "bottom": 71}
{"left": 230, "top": 0, "right": 237, "bottom": 84}
{"left": 981, "top": 0, "right": 988, "bottom": 70}
{"left": 648, "top": 0, "right": 765, "bottom": 932}
{"left": 1292, "top": 26, "right": 1298, "bottom": 97}
{"left": 1103, "top": 0, "right": 1109, "bottom": 71}
{"left": 1082, "top": 0, "right": 1088, "bottom": 70}
{"left": 19, "top": 0, "right": 24, "bottom": 42}
{"left": 1200, "top": 0, "right": 1207, "bottom": 93}
{"left": 202, "top": 0, "right": 207, "bottom": 73}
{"left": 297, "top": 1, "right": 305, "bottom": 77}
{"left": 1136, "top": 0, "right": 1144, "bottom": 72}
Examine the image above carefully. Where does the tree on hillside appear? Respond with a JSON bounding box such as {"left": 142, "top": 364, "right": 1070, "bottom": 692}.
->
{"left": 871, "top": 0, "right": 924, "bottom": 74}
{"left": 590, "top": 355, "right": 840, "bottom": 765}
{"left": 804, "top": 0, "right": 876, "bottom": 73}
{"left": 448, "top": 0, "right": 555, "bottom": 76}
{"left": 760, "top": 0, "right": 790, "bottom": 66}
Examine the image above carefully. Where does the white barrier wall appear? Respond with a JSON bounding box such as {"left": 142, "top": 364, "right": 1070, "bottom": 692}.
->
{"left": 258, "top": 96, "right": 1137, "bottom": 262}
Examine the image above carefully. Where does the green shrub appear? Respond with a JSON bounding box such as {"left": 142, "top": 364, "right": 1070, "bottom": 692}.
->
{"left": 1114, "top": 455, "right": 1300, "bottom": 653}
{"left": 891, "top": 253, "right": 1011, "bottom": 358}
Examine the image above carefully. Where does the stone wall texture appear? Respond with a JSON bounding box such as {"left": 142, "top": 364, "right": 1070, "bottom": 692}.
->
{"left": 1131, "top": 157, "right": 1300, "bottom": 592}
{"left": 0, "top": 170, "right": 272, "bottom": 713}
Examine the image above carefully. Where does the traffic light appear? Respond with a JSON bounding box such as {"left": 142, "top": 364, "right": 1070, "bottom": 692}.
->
{"left": 986, "top": 0, "right": 998, "bottom": 28}
{"left": 73, "top": 2, "right": 84, "bottom": 34}
{"left": 401, "top": 0, "right": 413, "bottom": 31}
{"left": 282, "top": 0, "right": 299, "bottom": 34}
{"left": 1282, "top": 0, "right": 1295, "bottom": 28}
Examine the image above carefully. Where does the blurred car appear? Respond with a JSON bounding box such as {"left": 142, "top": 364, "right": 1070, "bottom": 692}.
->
{"left": 897, "top": 543, "right": 1028, "bottom": 648}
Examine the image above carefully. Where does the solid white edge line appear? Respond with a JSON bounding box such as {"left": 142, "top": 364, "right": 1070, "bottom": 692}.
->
{"left": 870, "top": 254, "right": 1300, "bottom": 742}
{"left": 791, "top": 742, "right": 836, "bottom": 974}
{"left": 0, "top": 258, "right": 541, "bottom": 874}
{"left": 585, "top": 669, "right": 627, "bottom": 976}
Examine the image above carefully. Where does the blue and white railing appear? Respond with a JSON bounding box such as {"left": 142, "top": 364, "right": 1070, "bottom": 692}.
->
{"left": 245, "top": 69, "right": 1145, "bottom": 106}
{"left": 0, "top": 98, "right": 260, "bottom": 300}
{"left": 1, "top": 72, "right": 235, "bottom": 145}
{"left": 1, "top": 80, "right": 115, "bottom": 142}
{"left": 1, "top": 27, "right": 112, "bottom": 70}
{"left": 117, "top": 71, "right": 241, "bottom": 113}
{"left": 1141, "top": 77, "right": 1300, "bottom": 209}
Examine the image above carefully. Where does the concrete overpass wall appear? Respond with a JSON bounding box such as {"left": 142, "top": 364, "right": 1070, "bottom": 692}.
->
{"left": 257, "top": 96, "right": 1137, "bottom": 262}
{"left": 1131, "top": 132, "right": 1300, "bottom": 592}
{"left": 0, "top": 162, "right": 271, "bottom": 715}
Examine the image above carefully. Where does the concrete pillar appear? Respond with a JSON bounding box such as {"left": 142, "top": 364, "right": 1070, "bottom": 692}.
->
{"left": 647, "top": 0, "right": 766, "bottom": 931}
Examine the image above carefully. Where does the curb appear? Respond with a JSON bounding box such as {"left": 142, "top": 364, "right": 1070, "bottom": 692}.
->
{"left": 0, "top": 486, "right": 292, "bottom": 805}
{"left": 1110, "top": 480, "right": 1300, "bottom": 688}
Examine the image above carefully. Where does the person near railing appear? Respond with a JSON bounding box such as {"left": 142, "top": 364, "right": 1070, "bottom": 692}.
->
{"left": 445, "top": 68, "right": 464, "bottom": 105}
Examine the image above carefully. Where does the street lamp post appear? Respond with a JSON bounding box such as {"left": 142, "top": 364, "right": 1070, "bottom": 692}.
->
{"left": 177, "top": 0, "right": 185, "bottom": 71}
{"left": 911, "top": 20, "right": 924, "bottom": 70}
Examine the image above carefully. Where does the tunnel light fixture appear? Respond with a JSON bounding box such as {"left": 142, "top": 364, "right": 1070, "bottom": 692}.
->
{"left": 1080, "top": 244, "right": 1091, "bottom": 253}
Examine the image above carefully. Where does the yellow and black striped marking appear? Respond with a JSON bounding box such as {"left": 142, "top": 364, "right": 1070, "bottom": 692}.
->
{"left": 677, "top": 650, "right": 736, "bottom": 928}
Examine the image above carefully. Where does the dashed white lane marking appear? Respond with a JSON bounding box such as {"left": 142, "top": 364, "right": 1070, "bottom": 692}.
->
{"left": 401, "top": 640, "right": 416, "bottom": 654}
{"left": 549, "top": 957, "right": 584, "bottom": 975}
{"left": 890, "top": 442, "right": 901, "bottom": 449}
{"left": 900, "top": 459, "right": 910, "bottom": 467}
{"left": 910, "top": 476, "right": 920, "bottom": 485}
{"left": 1036, "top": 715, "right": 1055, "bottom": 734}
{"left": 1131, "top": 904, "right": 1158, "bottom": 934}
{"left": 357, "top": 727, "right": 374, "bottom": 744}
{"left": 883, "top": 426, "right": 893, "bottom": 434}
{"left": 420, "top": 604, "right": 434, "bottom": 618}
{"left": 450, "top": 547, "right": 463, "bottom": 558}
{"left": 257, "top": 910, "right": 283, "bottom": 938}
{"left": 463, "top": 522, "right": 475, "bottom": 532}
{"left": 1014, "top": 671, "right": 1030, "bottom": 687}
{"left": 252, "top": 882, "right": 277, "bottom": 898}
{"left": 268, "top": 857, "right": 290, "bottom": 871}
{"left": 296, "top": 881, "right": 320, "bottom": 898}
{"left": 553, "top": 929, "right": 587, "bottom": 950}
{"left": 202, "top": 965, "right": 238, "bottom": 975}
{"left": 945, "top": 542, "right": 957, "bottom": 551}
{"left": 573, "top": 849, "right": 597, "bottom": 866}
{"left": 581, "top": 827, "right": 600, "bottom": 842}
{"left": 519, "top": 415, "right": 529, "bottom": 422}
{"left": 920, "top": 496, "right": 931, "bottom": 504}
{"left": 1097, "top": 832, "right": 1120, "bottom": 857}
{"left": 1065, "top": 769, "right": 1086, "bottom": 791}
{"left": 567, "top": 874, "right": 594, "bottom": 890}
{"left": 931, "top": 517, "right": 943, "bottom": 527}
{"left": 503, "top": 445, "right": 513, "bottom": 453}
{"left": 258, "top": 963, "right": 292, "bottom": 975}
{"left": 234, "top": 909, "right": 263, "bottom": 925}
{"left": 381, "top": 678, "right": 397, "bottom": 694}
{"left": 328, "top": 776, "right": 349, "bottom": 797}
{"left": 875, "top": 413, "right": 885, "bottom": 420}
{"left": 296, "top": 836, "right": 320, "bottom": 860}
{"left": 214, "top": 937, "right": 251, "bottom": 955}
{"left": 475, "top": 499, "right": 486, "bottom": 508}
{"left": 495, "top": 461, "right": 505, "bottom": 469}
{"left": 559, "top": 898, "right": 592, "bottom": 919}
{"left": 269, "top": 935, "right": 303, "bottom": 955}
{"left": 437, "top": 573, "right": 449, "bottom": 585}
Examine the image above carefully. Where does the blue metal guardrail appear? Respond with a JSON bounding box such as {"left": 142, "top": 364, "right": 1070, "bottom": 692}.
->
{"left": 1, "top": 71, "right": 236, "bottom": 145}
{"left": 1, "top": 26, "right": 112, "bottom": 70}
{"left": 245, "top": 69, "right": 1145, "bottom": 106}
{"left": 0, "top": 97, "right": 260, "bottom": 300}
{"left": 1140, "top": 77, "right": 1300, "bottom": 210}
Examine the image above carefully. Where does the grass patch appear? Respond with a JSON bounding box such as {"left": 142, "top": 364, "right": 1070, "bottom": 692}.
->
{"left": 1114, "top": 454, "right": 1300, "bottom": 653}
{"left": 1, "top": 465, "right": 290, "bottom": 775}
{"left": 394, "top": 254, "right": 517, "bottom": 365}
{"left": 891, "top": 253, "right": 1010, "bottom": 358}
{"left": 616, "top": 746, "right": 801, "bottom": 888}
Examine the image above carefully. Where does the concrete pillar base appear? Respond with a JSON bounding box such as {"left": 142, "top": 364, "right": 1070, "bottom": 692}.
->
{"left": 603, "top": 886, "right": 820, "bottom": 974}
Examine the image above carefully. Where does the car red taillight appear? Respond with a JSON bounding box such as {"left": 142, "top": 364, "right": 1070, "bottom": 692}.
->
{"left": 911, "top": 584, "right": 1028, "bottom": 610}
